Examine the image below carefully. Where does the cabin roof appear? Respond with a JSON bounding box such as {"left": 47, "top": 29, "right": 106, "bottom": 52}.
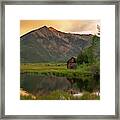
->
{"left": 67, "top": 57, "right": 76, "bottom": 63}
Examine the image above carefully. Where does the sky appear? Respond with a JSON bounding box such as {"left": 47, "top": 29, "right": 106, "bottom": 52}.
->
{"left": 20, "top": 20, "right": 100, "bottom": 36}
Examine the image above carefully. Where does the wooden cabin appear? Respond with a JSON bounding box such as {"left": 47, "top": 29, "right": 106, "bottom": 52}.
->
{"left": 67, "top": 57, "right": 77, "bottom": 69}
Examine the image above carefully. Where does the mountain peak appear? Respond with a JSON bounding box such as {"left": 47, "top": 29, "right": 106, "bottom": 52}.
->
{"left": 49, "top": 27, "right": 58, "bottom": 32}
{"left": 49, "top": 27, "right": 63, "bottom": 33}
{"left": 41, "top": 26, "right": 48, "bottom": 29}
{"left": 49, "top": 27, "right": 56, "bottom": 30}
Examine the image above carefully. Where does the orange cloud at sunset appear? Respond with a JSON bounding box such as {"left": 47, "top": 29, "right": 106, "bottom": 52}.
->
{"left": 20, "top": 20, "right": 100, "bottom": 36}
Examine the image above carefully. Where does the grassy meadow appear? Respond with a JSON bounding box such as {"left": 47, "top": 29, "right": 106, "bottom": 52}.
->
{"left": 21, "top": 63, "right": 93, "bottom": 77}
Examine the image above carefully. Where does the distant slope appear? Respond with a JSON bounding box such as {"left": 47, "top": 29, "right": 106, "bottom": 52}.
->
{"left": 20, "top": 26, "right": 98, "bottom": 63}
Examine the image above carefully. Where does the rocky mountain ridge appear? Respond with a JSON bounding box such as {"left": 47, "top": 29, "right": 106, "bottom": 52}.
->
{"left": 20, "top": 26, "right": 96, "bottom": 63}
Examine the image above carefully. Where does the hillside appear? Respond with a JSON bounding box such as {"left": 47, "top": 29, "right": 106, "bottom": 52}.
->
{"left": 20, "top": 26, "right": 98, "bottom": 63}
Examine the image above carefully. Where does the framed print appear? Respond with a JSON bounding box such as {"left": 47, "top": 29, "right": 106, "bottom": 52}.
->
{"left": 0, "top": 0, "right": 119, "bottom": 119}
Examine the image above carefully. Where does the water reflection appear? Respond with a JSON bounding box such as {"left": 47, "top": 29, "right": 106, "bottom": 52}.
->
{"left": 21, "top": 74, "right": 71, "bottom": 96}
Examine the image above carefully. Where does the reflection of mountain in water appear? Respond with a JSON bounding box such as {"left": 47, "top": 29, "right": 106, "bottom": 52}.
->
{"left": 20, "top": 74, "right": 71, "bottom": 96}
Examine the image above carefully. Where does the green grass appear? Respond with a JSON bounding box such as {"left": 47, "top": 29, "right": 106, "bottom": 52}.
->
{"left": 20, "top": 90, "right": 100, "bottom": 100}
{"left": 20, "top": 63, "right": 95, "bottom": 79}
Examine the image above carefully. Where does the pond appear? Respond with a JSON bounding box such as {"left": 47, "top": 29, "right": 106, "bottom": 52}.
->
{"left": 20, "top": 73, "right": 100, "bottom": 100}
{"left": 20, "top": 73, "right": 72, "bottom": 96}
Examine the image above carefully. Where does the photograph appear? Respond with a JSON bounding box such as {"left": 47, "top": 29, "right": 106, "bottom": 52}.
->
{"left": 20, "top": 20, "right": 100, "bottom": 100}
{"left": 1, "top": 0, "right": 118, "bottom": 118}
